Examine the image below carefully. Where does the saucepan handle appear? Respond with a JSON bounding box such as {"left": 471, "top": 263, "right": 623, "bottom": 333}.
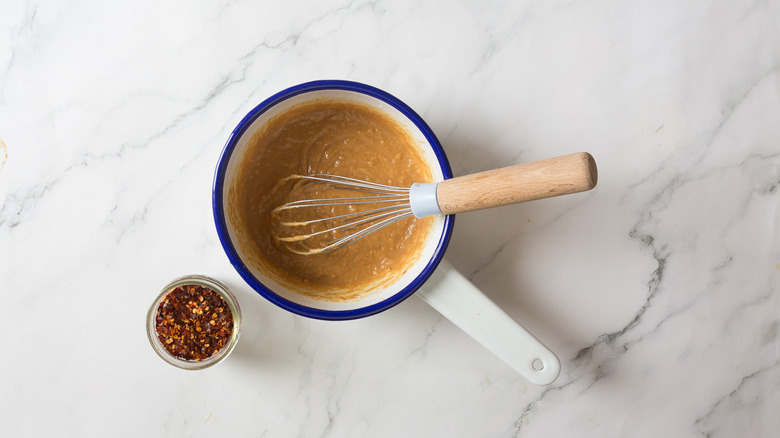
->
{"left": 416, "top": 260, "right": 561, "bottom": 386}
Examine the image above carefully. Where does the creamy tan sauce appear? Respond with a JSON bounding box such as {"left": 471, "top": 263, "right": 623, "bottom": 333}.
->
{"left": 232, "top": 99, "right": 434, "bottom": 302}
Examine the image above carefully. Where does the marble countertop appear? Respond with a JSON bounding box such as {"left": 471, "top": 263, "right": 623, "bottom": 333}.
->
{"left": 1, "top": 1, "right": 778, "bottom": 436}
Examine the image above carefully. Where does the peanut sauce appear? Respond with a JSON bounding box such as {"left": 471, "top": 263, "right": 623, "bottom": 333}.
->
{"left": 231, "top": 99, "right": 434, "bottom": 301}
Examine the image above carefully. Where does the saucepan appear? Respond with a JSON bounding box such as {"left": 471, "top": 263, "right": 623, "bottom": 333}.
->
{"left": 213, "top": 80, "right": 589, "bottom": 385}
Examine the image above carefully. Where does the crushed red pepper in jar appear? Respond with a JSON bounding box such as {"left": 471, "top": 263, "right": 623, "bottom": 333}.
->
{"left": 154, "top": 284, "right": 234, "bottom": 361}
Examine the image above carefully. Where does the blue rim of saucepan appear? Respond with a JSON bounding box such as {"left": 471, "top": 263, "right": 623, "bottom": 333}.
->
{"left": 213, "top": 80, "right": 454, "bottom": 321}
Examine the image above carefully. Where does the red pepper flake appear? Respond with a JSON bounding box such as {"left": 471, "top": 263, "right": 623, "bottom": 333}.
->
{"left": 155, "top": 284, "right": 234, "bottom": 361}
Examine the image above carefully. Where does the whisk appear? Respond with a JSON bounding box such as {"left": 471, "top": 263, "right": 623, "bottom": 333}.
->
{"left": 272, "top": 152, "right": 597, "bottom": 255}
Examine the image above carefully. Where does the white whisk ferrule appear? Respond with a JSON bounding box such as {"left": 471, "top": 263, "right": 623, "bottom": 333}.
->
{"left": 408, "top": 182, "right": 442, "bottom": 218}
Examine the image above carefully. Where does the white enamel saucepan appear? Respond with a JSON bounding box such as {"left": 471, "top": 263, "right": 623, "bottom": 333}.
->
{"left": 213, "top": 80, "right": 597, "bottom": 385}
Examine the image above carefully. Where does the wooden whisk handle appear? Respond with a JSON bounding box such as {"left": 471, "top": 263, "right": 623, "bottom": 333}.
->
{"left": 436, "top": 152, "right": 598, "bottom": 215}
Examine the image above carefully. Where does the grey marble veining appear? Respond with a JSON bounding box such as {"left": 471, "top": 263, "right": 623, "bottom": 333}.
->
{"left": 0, "top": 0, "right": 777, "bottom": 436}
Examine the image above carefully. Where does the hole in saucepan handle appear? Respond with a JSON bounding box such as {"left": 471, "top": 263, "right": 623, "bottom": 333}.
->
{"left": 532, "top": 358, "right": 544, "bottom": 371}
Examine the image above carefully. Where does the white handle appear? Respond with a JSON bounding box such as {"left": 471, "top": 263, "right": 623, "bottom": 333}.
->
{"left": 416, "top": 260, "right": 561, "bottom": 386}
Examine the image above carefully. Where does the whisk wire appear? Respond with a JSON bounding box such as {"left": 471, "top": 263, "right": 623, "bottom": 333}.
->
{"left": 275, "top": 205, "right": 410, "bottom": 238}
{"left": 284, "top": 208, "right": 415, "bottom": 255}
{"left": 273, "top": 194, "right": 409, "bottom": 211}
{"left": 271, "top": 174, "right": 417, "bottom": 254}
{"left": 304, "top": 174, "right": 410, "bottom": 193}
{"left": 277, "top": 203, "right": 412, "bottom": 226}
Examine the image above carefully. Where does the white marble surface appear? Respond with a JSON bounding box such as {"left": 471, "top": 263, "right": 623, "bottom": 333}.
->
{"left": 1, "top": 0, "right": 778, "bottom": 436}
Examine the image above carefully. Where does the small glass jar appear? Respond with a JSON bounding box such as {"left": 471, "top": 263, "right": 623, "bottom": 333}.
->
{"left": 147, "top": 275, "right": 241, "bottom": 370}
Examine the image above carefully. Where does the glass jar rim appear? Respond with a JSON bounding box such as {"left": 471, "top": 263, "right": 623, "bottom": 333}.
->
{"left": 146, "top": 275, "right": 241, "bottom": 370}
